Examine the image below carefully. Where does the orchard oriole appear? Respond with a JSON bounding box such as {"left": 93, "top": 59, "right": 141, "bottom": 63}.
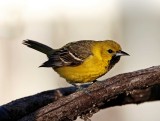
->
{"left": 23, "top": 39, "right": 129, "bottom": 88}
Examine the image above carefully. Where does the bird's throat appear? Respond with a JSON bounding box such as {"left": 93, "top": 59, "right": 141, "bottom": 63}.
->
{"left": 108, "top": 56, "right": 120, "bottom": 70}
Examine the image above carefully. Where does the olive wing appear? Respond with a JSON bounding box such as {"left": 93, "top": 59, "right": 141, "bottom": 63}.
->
{"left": 40, "top": 40, "right": 94, "bottom": 68}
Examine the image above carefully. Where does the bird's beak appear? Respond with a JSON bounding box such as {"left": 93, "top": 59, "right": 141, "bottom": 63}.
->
{"left": 115, "top": 50, "right": 129, "bottom": 57}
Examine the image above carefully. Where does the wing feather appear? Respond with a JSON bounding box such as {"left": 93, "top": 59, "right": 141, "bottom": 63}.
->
{"left": 40, "top": 40, "right": 94, "bottom": 68}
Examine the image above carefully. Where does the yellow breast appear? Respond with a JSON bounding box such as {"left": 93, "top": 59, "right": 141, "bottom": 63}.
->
{"left": 54, "top": 55, "right": 109, "bottom": 83}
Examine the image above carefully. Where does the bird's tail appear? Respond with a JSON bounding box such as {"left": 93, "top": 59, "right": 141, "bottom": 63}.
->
{"left": 23, "top": 39, "right": 54, "bottom": 56}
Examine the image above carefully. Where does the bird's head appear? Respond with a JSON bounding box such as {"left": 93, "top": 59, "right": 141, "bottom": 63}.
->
{"left": 93, "top": 40, "right": 129, "bottom": 68}
{"left": 102, "top": 40, "right": 129, "bottom": 56}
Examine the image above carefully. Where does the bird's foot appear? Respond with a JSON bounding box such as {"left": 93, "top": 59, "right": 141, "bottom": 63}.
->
{"left": 70, "top": 83, "right": 91, "bottom": 95}
{"left": 92, "top": 80, "right": 98, "bottom": 83}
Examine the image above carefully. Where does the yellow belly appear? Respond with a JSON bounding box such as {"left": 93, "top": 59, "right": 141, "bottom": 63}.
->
{"left": 54, "top": 56, "right": 109, "bottom": 83}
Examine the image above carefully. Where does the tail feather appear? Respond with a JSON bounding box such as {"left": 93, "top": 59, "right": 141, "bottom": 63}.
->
{"left": 23, "top": 39, "right": 54, "bottom": 56}
{"left": 39, "top": 60, "right": 53, "bottom": 67}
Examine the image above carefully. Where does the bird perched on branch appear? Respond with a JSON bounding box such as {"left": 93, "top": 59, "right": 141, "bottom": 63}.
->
{"left": 23, "top": 39, "right": 129, "bottom": 88}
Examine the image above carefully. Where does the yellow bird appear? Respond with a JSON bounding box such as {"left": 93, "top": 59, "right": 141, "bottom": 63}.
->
{"left": 23, "top": 39, "right": 129, "bottom": 88}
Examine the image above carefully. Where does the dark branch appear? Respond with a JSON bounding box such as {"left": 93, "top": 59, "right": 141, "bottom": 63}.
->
{"left": 1, "top": 66, "right": 160, "bottom": 121}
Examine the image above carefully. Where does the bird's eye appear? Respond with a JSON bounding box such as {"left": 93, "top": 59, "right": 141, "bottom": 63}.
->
{"left": 108, "top": 49, "right": 113, "bottom": 53}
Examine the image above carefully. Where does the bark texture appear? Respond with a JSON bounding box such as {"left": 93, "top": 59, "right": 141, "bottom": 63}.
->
{"left": 1, "top": 66, "right": 160, "bottom": 121}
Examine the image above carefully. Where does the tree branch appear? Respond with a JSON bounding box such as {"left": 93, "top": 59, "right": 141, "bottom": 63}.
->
{"left": 1, "top": 66, "right": 160, "bottom": 121}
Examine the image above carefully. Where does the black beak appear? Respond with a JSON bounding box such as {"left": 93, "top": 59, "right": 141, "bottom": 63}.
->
{"left": 115, "top": 50, "right": 129, "bottom": 57}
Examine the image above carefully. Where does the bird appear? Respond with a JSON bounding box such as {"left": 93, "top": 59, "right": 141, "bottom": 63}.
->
{"left": 23, "top": 39, "right": 129, "bottom": 88}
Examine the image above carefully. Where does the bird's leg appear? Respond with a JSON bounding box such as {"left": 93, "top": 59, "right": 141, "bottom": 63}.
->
{"left": 70, "top": 83, "right": 84, "bottom": 91}
{"left": 92, "top": 80, "right": 98, "bottom": 83}
{"left": 92, "top": 79, "right": 104, "bottom": 87}
{"left": 70, "top": 83, "right": 91, "bottom": 95}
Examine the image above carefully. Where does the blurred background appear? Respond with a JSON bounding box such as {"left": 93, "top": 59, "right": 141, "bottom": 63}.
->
{"left": 0, "top": 0, "right": 160, "bottom": 121}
